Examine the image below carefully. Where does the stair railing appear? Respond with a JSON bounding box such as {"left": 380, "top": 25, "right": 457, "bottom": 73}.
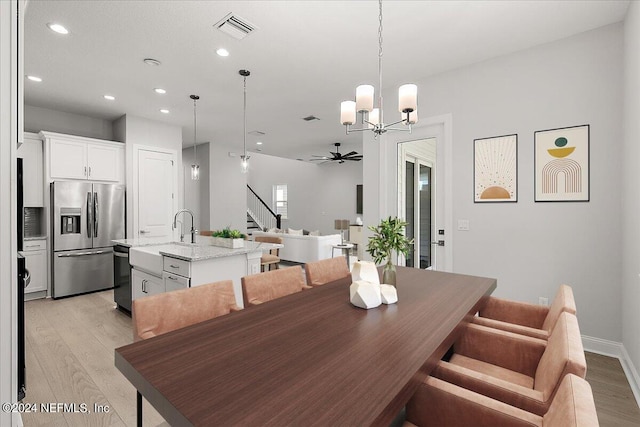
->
{"left": 247, "top": 185, "right": 281, "bottom": 230}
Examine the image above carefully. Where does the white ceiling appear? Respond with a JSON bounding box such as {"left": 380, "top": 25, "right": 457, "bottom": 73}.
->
{"left": 24, "top": 0, "right": 630, "bottom": 161}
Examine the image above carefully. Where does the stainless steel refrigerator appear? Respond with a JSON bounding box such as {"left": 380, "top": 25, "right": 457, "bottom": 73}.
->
{"left": 51, "top": 181, "right": 125, "bottom": 298}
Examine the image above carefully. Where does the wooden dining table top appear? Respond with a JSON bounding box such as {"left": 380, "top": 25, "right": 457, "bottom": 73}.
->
{"left": 115, "top": 267, "right": 496, "bottom": 427}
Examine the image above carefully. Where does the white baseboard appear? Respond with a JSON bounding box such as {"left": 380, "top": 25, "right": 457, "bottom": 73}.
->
{"left": 582, "top": 335, "right": 640, "bottom": 408}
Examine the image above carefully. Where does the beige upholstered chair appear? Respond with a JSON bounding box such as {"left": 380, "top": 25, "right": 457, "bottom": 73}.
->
{"left": 132, "top": 280, "right": 240, "bottom": 342}
{"left": 241, "top": 266, "right": 311, "bottom": 306}
{"left": 473, "top": 284, "right": 576, "bottom": 340}
{"left": 432, "top": 312, "right": 587, "bottom": 416}
{"left": 404, "top": 374, "right": 599, "bottom": 427}
{"left": 304, "top": 256, "right": 351, "bottom": 287}
{"left": 255, "top": 235, "right": 283, "bottom": 272}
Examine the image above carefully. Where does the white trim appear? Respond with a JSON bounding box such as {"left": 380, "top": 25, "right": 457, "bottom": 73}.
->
{"left": 582, "top": 335, "right": 640, "bottom": 408}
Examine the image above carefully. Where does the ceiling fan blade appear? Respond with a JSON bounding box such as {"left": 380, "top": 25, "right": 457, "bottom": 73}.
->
{"left": 311, "top": 155, "right": 329, "bottom": 158}
{"left": 343, "top": 151, "right": 358, "bottom": 157}
{"left": 345, "top": 158, "right": 362, "bottom": 161}
{"left": 343, "top": 154, "right": 362, "bottom": 159}
{"left": 329, "top": 151, "right": 338, "bottom": 157}
{"left": 309, "top": 158, "right": 329, "bottom": 161}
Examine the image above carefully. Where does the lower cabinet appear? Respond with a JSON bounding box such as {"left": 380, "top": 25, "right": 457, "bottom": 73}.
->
{"left": 132, "top": 268, "right": 164, "bottom": 300}
{"left": 23, "top": 249, "right": 47, "bottom": 295}
{"left": 163, "top": 271, "right": 189, "bottom": 292}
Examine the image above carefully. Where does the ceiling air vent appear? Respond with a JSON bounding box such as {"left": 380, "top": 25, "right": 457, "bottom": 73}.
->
{"left": 303, "top": 115, "right": 320, "bottom": 121}
{"left": 214, "top": 13, "right": 258, "bottom": 40}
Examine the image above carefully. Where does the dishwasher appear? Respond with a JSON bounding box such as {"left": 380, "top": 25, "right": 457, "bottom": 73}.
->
{"left": 113, "top": 244, "right": 132, "bottom": 313}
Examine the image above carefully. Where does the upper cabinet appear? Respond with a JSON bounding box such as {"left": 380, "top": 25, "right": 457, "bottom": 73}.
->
{"left": 17, "top": 133, "right": 44, "bottom": 207}
{"left": 41, "top": 131, "right": 125, "bottom": 184}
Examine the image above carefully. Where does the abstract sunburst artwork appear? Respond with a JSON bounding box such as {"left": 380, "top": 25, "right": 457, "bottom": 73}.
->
{"left": 474, "top": 134, "right": 518, "bottom": 203}
{"left": 535, "top": 125, "right": 589, "bottom": 202}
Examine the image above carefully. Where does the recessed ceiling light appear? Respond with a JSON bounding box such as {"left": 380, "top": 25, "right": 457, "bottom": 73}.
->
{"left": 216, "top": 48, "right": 230, "bottom": 57}
{"left": 256, "top": 141, "right": 263, "bottom": 145}
{"left": 26, "top": 75, "right": 42, "bottom": 82}
{"left": 47, "top": 23, "right": 69, "bottom": 35}
{"left": 143, "top": 58, "right": 161, "bottom": 66}
{"left": 103, "top": 95, "right": 115, "bottom": 101}
{"left": 154, "top": 88, "right": 166, "bottom": 94}
{"left": 160, "top": 109, "right": 170, "bottom": 114}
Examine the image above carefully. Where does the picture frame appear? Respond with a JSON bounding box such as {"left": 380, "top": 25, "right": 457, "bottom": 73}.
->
{"left": 534, "top": 124, "right": 589, "bottom": 202}
{"left": 474, "top": 134, "right": 518, "bottom": 203}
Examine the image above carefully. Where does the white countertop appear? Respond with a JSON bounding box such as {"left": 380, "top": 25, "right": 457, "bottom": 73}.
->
{"left": 112, "top": 237, "right": 174, "bottom": 247}
{"left": 126, "top": 240, "right": 282, "bottom": 262}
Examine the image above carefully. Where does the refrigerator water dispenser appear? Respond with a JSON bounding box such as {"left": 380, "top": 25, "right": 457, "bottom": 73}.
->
{"left": 59, "top": 207, "right": 81, "bottom": 234}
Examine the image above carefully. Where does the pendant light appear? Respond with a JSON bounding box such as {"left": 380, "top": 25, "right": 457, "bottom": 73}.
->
{"left": 239, "top": 69, "right": 250, "bottom": 173}
{"left": 190, "top": 94, "right": 200, "bottom": 180}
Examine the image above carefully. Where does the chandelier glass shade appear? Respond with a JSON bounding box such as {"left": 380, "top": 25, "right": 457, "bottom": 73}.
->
{"left": 190, "top": 94, "right": 200, "bottom": 180}
{"left": 240, "top": 69, "right": 251, "bottom": 173}
{"left": 339, "top": 0, "right": 418, "bottom": 136}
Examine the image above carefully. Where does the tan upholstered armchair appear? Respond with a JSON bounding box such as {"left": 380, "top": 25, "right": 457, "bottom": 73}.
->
{"left": 241, "top": 265, "right": 311, "bottom": 306}
{"left": 473, "top": 284, "right": 576, "bottom": 340}
{"left": 404, "top": 374, "right": 599, "bottom": 427}
{"left": 304, "top": 256, "right": 351, "bottom": 287}
{"left": 132, "top": 280, "right": 240, "bottom": 342}
{"left": 432, "top": 312, "right": 587, "bottom": 416}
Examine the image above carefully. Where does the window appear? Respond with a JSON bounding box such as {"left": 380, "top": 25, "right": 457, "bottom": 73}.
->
{"left": 273, "top": 184, "right": 288, "bottom": 219}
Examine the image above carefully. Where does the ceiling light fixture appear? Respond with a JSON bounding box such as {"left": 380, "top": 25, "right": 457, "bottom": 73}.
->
{"left": 143, "top": 58, "right": 161, "bottom": 66}
{"left": 47, "top": 23, "right": 69, "bottom": 35}
{"left": 160, "top": 109, "right": 170, "bottom": 114}
{"left": 27, "top": 75, "right": 42, "bottom": 82}
{"left": 216, "top": 48, "right": 230, "bottom": 57}
{"left": 190, "top": 94, "right": 200, "bottom": 180}
{"left": 239, "top": 69, "right": 251, "bottom": 173}
{"left": 154, "top": 88, "right": 166, "bottom": 94}
{"left": 256, "top": 141, "right": 263, "bottom": 145}
{"left": 339, "top": 0, "right": 418, "bottom": 137}
{"left": 103, "top": 95, "right": 115, "bottom": 101}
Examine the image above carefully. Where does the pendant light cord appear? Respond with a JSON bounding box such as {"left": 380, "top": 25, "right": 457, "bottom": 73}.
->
{"left": 192, "top": 95, "right": 198, "bottom": 161}
{"left": 243, "top": 75, "right": 247, "bottom": 158}
{"left": 378, "top": 0, "right": 384, "bottom": 126}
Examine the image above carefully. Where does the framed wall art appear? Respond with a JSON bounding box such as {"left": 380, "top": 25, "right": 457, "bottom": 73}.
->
{"left": 474, "top": 134, "right": 518, "bottom": 203}
{"left": 534, "top": 124, "right": 589, "bottom": 202}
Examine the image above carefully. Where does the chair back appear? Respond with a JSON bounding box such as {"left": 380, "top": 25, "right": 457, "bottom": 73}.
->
{"left": 305, "top": 257, "right": 350, "bottom": 286}
{"left": 241, "top": 266, "right": 307, "bottom": 306}
{"left": 542, "top": 284, "right": 577, "bottom": 332}
{"left": 132, "top": 280, "right": 239, "bottom": 341}
{"left": 255, "top": 235, "right": 283, "bottom": 255}
{"left": 535, "top": 312, "right": 587, "bottom": 400}
{"left": 543, "top": 374, "right": 599, "bottom": 427}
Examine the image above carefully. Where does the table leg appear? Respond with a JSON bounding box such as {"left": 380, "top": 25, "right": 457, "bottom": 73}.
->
{"left": 343, "top": 247, "right": 351, "bottom": 270}
{"left": 137, "top": 391, "right": 143, "bottom": 427}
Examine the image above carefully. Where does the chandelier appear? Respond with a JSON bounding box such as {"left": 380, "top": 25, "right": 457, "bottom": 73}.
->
{"left": 340, "top": 0, "right": 418, "bottom": 136}
{"left": 190, "top": 94, "right": 200, "bottom": 180}
{"left": 239, "top": 69, "right": 251, "bottom": 173}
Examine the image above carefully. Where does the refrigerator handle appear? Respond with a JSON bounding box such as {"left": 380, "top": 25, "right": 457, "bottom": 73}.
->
{"left": 86, "top": 192, "right": 93, "bottom": 238}
{"left": 94, "top": 192, "right": 99, "bottom": 237}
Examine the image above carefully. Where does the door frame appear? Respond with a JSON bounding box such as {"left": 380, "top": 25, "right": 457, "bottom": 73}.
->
{"left": 380, "top": 113, "right": 453, "bottom": 271}
{"left": 131, "top": 144, "right": 178, "bottom": 238}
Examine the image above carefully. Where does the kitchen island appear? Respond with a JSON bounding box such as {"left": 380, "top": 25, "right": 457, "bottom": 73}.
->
{"left": 113, "top": 238, "right": 282, "bottom": 308}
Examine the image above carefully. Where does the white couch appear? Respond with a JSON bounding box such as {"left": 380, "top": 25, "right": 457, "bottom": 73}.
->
{"left": 252, "top": 231, "right": 342, "bottom": 264}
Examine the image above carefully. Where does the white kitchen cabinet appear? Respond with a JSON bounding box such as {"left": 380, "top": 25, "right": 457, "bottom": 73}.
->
{"left": 42, "top": 131, "right": 125, "bottom": 183}
{"left": 132, "top": 268, "right": 164, "bottom": 300}
{"left": 22, "top": 240, "right": 47, "bottom": 294}
{"left": 17, "top": 133, "right": 44, "bottom": 207}
{"left": 163, "top": 271, "right": 189, "bottom": 292}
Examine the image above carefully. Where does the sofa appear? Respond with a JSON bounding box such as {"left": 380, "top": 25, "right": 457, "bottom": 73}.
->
{"left": 251, "top": 231, "right": 342, "bottom": 264}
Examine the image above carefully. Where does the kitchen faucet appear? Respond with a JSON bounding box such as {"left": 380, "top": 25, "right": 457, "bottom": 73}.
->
{"left": 173, "top": 209, "right": 197, "bottom": 243}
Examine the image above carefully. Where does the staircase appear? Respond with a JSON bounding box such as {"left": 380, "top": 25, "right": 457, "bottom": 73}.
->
{"left": 246, "top": 185, "right": 281, "bottom": 235}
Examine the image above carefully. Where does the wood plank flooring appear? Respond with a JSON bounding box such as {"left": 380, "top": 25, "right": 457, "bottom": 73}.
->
{"left": 21, "top": 290, "right": 640, "bottom": 426}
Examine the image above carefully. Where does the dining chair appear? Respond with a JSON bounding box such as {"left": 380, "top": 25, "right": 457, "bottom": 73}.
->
{"left": 241, "top": 266, "right": 311, "bottom": 306}
{"left": 404, "top": 374, "right": 598, "bottom": 427}
{"left": 473, "top": 284, "right": 576, "bottom": 340}
{"left": 254, "top": 235, "right": 283, "bottom": 272}
{"left": 132, "top": 280, "right": 240, "bottom": 342}
{"left": 304, "top": 256, "right": 351, "bottom": 287}
{"left": 432, "top": 312, "right": 587, "bottom": 416}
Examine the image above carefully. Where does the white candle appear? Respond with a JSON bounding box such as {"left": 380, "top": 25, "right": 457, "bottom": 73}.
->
{"left": 340, "top": 101, "right": 356, "bottom": 125}
{"left": 398, "top": 84, "right": 417, "bottom": 113}
{"left": 368, "top": 108, "right": 380, "bottom": 129}
{"left": 355, "top": 85, "right": 374, "bottom": 112}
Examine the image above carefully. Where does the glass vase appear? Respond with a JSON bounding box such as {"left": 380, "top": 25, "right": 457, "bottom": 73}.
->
{"left": 382, "top": 261, "right": 397, "bottom": 287}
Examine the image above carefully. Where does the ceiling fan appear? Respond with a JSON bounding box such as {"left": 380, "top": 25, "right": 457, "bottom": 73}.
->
{"left": 310, "top": 143, "right": 363, "bottom": 164}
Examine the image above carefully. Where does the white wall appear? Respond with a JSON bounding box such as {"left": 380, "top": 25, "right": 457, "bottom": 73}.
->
{"left": 622, "top": 1, "right": 640, "bottom": 380}
{"left": 24, "top": 104, "right": 113, "bottom": 140}
{"left": 113, "top": 114, "right": 183, "bottom": 237}
{"left": 208, "top": 144, "right": 247, "bottom": 232}
{"left": 182, "top": 143, "right": 210, "bottom": 231}
{"left": 367, "top": 24, "right": 624, "bottom": 342}
{"left": 248, "top": 152, "right": 363, "bottom": 235}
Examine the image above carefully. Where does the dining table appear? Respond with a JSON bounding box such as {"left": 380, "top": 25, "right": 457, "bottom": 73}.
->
{"left": 115, "top": 266, "right": 496, "bottom": 426}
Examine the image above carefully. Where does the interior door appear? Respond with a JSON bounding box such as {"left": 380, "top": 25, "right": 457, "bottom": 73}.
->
{"left": 137, "top": 149, "right": 175, "bottom": 237}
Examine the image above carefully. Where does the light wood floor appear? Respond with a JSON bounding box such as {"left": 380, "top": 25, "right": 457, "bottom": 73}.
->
{"left": 22, "top": 290, "right": 640, "bottom": 426}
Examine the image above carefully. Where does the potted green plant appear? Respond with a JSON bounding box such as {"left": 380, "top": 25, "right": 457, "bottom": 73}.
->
{"left": 210, "top": 227, "right": 247, "bottom": 249}
{"left": 366, "top": 216, "right": 413, "bottom": 286}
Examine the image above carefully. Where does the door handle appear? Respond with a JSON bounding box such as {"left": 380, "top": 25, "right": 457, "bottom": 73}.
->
{"left": 57, "top": 250, "right": 105, "bottom": 257}
{"left": 139, "top": 230, "right": 149, "bottom": 234}
{"left": 167, "top": 275, "right": 178, "bottom": 281}
{"left": 84, "top": 166, "right": 87, "bottom": 177}
{"left": 23, "top": 269, "right": 31, "bottom": 288}
{"left": 142, "top": 279, "right": 147, "bottom": 293}
{"left": 113, "top": 252, "right": 128, "bottom": 258}
{"left": 88, "top": 166, "right": 92, "bottom": 178}
{"left": 87, "top": 192, "right": 93, "bottom": 238}
{"left": 94, "top": 192, "right": 98, "bottom": 237}
{"left": 431, "top": 240, "right": 445, "bottom": 247}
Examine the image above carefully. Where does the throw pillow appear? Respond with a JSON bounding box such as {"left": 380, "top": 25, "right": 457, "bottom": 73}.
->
{"left": 288, "top": 228, "right": 303, "bottom": 235}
